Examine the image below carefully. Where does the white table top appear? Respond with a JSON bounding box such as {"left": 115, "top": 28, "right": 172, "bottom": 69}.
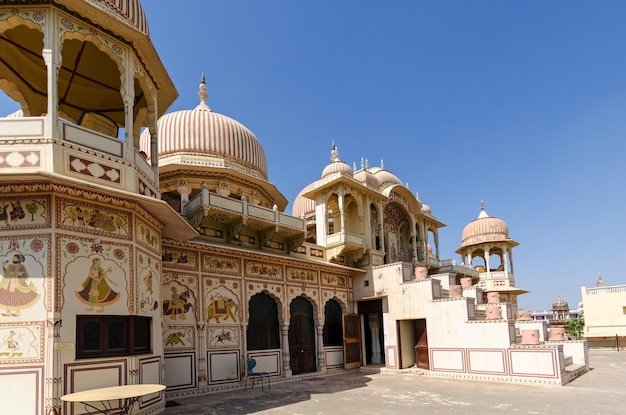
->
{"left": 61, "top": 384, "right": 166, "bottom": 403}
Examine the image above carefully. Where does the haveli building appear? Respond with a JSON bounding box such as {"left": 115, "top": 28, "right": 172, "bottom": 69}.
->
{"left": 0, "top": 1, "right": 589, "bottom": 414}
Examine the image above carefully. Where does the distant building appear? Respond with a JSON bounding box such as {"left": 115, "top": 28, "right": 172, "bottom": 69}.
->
{"left": 581, "top": 275, "right": 626, "bottom": 348}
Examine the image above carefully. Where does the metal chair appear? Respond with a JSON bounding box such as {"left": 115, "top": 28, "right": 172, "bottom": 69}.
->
{"left": 244, "top": 358, "right": 270, "bottom": 391}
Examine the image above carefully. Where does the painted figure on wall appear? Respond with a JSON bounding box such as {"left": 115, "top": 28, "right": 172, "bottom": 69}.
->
{"left": 206, "top": 293, "right": 238, "bottom": 323}
{"left": 140, "top": 271, "right": 158, "bottom": 311}
{"left": 0, "top": 253, "right": 41, "bottom": 316}
{"left": 163, "top": 287, "right": 194, "bottom": 320}
{"left": 76, "top": 257, "right": 120, "bottom": 312}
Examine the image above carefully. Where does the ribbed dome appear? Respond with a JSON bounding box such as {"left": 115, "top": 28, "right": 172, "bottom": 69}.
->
{"left": 292, "top": 182, "right": 318, "bottom": 217}
{"left": 140, "top": 79, "right": 268, "bottom": 180}
{"left": 321, "top": 144, "right": 352, "bottom": 178}
{"left": 372, "top": 168, "right": 403, "bottom": 187}
{"left": 421, "top": 203, "right": 431, "bottom": 215}
{"left": 461, "top": 206, "right": 509, "bottom": 244}
{"left": 354, "top": 169, "right": 379, "bottom": 187}
{"left": 99, "top": 0, "right": 149, "bottom": 35}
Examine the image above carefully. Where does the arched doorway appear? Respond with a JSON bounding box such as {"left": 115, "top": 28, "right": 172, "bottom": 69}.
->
{"left": 289, "top": 296, "right": 316, "bottom": 374}
{"left": 247, "top": 293, "right": 280, "bottom": 351}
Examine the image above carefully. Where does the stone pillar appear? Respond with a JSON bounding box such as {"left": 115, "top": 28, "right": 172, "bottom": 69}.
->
{"left": 368, "top": 314, "right": 381, "bottom": 364}
{"left": 316, "top": 325, "right": 326, "bottom": 373}
{"left": 197, "top": 323, "right": 208, "bottom": 387}
{"left": 282, "top": 325, "right": 292, "bottom": 377}
{"left": 177, "top": 179, "right": 191, "bottom": 216}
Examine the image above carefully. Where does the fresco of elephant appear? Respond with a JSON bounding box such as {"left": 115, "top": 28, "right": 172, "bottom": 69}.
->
{"left": 206, "top": 295, "right": 238, "bottom": 323}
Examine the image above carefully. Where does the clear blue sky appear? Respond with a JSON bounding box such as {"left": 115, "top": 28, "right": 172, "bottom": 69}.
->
{"left": 1, "top": 1, "right": 625, "bottom": 311}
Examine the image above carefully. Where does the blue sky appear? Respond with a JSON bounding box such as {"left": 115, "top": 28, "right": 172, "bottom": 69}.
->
{"left": 1, "top": 1, "right": 625, "bottom": 311}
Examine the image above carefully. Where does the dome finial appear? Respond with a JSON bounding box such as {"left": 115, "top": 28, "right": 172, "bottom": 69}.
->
{"left": 330, "top": 141, "right": 340, "bottom": 162}
{"left": 381, "top": 159, "right": 384, "bottom": 169}
{"left": 198, "top": 73, "right": 210, "bottom": 109}
{"left": 480, "top": 200, "right": 485, "bottom": 211}
{"left": 596, "top": 274, "right": 605, "bottom": 287}
{"left": 360, "top": 157, "right": 364, "bottom": 170}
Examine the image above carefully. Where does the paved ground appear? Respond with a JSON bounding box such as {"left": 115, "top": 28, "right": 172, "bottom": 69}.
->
{"left": 161, "top": 350, "right": 626, "bottom": 415}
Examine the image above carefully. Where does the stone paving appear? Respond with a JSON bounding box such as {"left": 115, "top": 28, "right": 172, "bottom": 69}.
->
{"left": 161, "top": 350, "right": 626, "bottom": 415}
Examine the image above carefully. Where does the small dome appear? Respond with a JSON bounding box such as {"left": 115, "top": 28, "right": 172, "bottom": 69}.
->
{"left": 140, "top": 77, "right": 268, "bottom": 180}
{"left": 421, "top": 203, "right": 431, "bottom": 215}
{"left": 321, "top": 143, "right": 352, "bottom": 178}
{"left": 371, "top": 167, "right": 403, "bottom": 187}
{"left": 552, "top": 296, "right": 569, "bottom": 311}
{"left": 353, "top": 169, "right": 379, "bottom": 187}
{"left": 461, "top": 205, "right": 509, "bottom": 245}
{"left": 292, "top": 182, "right": 318, "bottom": 217}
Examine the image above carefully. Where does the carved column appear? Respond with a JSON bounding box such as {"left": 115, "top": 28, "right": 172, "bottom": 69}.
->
{"left": 177, "top": 179, "right": 191, "bottom": 216}
{"left": 282, "top": 325, "right": 292, "bottom": 377}
{"left": 197, "top": 323, "right": 207, "bottom": 388}
{"left": 316, "top": 324, "right": 326, "bottom": 373}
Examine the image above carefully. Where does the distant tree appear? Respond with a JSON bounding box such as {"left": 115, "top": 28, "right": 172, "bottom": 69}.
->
{"left": 566, "top": 314, "right": 585, "bottom": 340}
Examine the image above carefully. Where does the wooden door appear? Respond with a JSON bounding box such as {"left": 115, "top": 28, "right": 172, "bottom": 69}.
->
{"left": 289, "top": 297, "right": 316, "bottom": 374}
{"left": 343, "top": 314, "right": 362, "bottom": 369}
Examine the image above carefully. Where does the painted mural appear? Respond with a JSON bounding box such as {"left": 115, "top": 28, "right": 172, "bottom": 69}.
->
{"left": 162, "top": 274, "right": 198, "bottom": 323}
{"left": 287, "top": 266, "right": 318, "bottom": 283}
{"left": 60, "top": 236, "right": 131, "bottom": 313}
{"left": 321, "top": 272, "right": 348, "bottom": 287}
{"left": 208, "top": 326, "right": 239, "bottom": 348}
{"left": 137, "top": 250, "right": 160, "bottom": 314}
{"left": 0, "top": 237, "right": 48, "bottom": 318}
{"left": 136, "top": 219, "right": 160, "bottom": 253}
{"left": 0, "top": 196, "right": 49, "bottom": 229}
{"left": 245, "top": 259, "right": 282, "bottom": 279}
{"left": 164, "top": 327, "right": 195, "bottom": 352}
{"left": 0, "top": 322, "right": 43, "bottom": 363}
{"left": 58, "top": 198, "right": 131, "bottom": 238}
{"left": 162, "top": 248, "right": 198, "bottom": 271}
{"left": 204, "top": 285, "right": 239, "bottom": 324}
{"left": 201, "top": 253, "right": 240, "bottom": 276}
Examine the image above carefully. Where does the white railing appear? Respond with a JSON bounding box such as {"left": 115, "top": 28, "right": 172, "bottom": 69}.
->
{"left": 586, "top": 285, "right": 626, "bottom": 295}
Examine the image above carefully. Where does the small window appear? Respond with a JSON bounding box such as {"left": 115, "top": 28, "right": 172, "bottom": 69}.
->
{"left": 363, "top": 280, "right": 369, "bottom": 287}
{"left": 76, "top": 315, "right": 151, "bottom": 359}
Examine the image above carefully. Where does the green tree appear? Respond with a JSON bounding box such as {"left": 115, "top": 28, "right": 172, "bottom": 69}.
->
{"left": 566, "top": 314, "right": 585, "bottom": 340}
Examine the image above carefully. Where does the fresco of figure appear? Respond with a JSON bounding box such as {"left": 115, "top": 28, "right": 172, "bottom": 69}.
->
{"left": 0, "top": 253, "right": 40, "bottom": 316}
{"left": 76, "top": 258, "right": 120, "bottom": 312}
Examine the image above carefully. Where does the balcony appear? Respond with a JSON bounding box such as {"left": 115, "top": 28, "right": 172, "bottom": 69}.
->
{"left": 0, "top": 116, "right": 159, "bottom": 198}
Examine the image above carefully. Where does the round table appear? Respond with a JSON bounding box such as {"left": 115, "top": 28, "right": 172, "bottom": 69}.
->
{"left": 61, "top": 384, "right": 166, "bottom": 415}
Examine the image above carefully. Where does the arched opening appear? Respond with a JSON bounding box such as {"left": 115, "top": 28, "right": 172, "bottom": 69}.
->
{"left": 247, "top": 293, "right": 280, "bottom": 351}
{"left": 59, "top": 39, "right": 123, "bottom": 133}
{"left": 383, "top": 202, "right": 411, "bottom": 264}
{"left": 323, "top": 299, "right": 343, "bottom": 347}
{"left": 344, "top": 195, "right": 359, "bottom": 235}
{"left": 0, "top": 24, "right": 46, "bottom": 116}
{"left": 370, "top": 203, "right": 380, "bottom": 250}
